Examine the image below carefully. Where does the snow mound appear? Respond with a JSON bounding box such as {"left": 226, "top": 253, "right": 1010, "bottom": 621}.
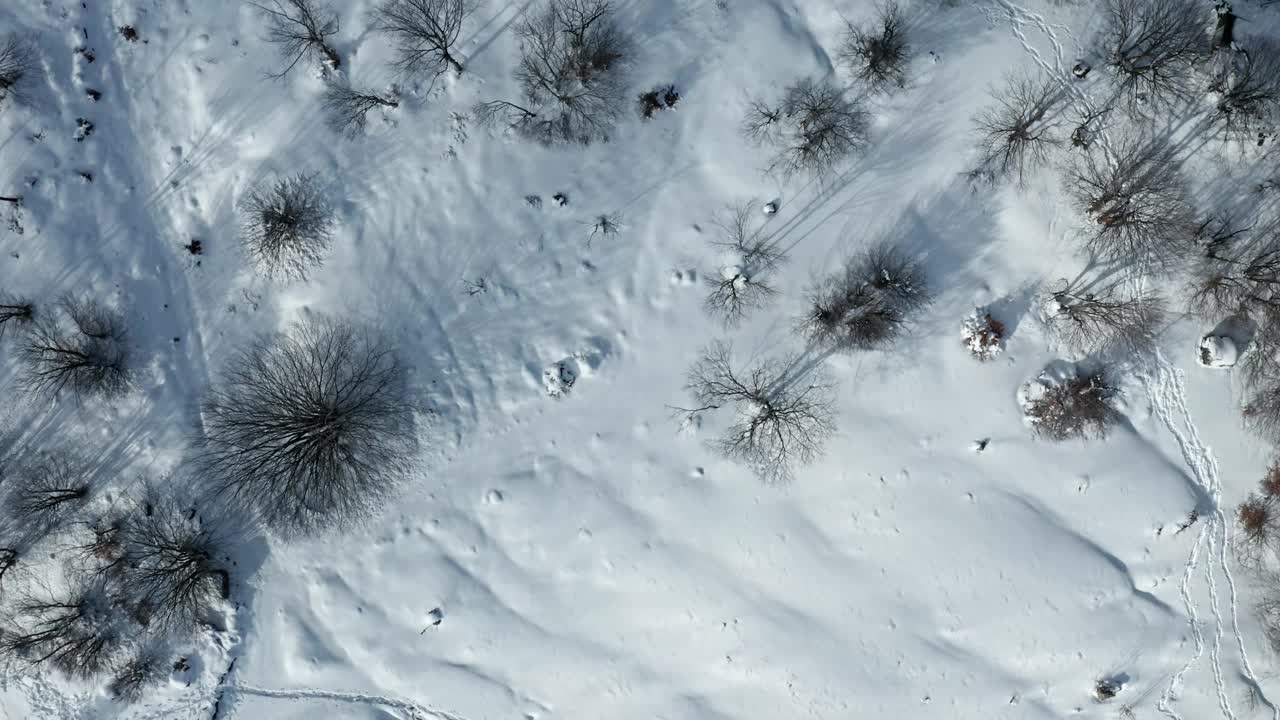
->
{"left": 1197, "top": 334, "right": 1238, "bottom": 368}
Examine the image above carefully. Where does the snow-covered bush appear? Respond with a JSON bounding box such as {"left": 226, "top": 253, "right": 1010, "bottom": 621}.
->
{"left": 251, "top": 0, "right": 341, "bottom": 77}
{"left": 703, "top": 202, "right": 787, "bottom": 327}
{"left": 742, "top": 77, "right": 870, "bottom": 178}
{"left": 20, "top": 297, "right": 131, "bottom": 400}
{"left": 375, "top": 0, "right": 474, "bottom": 78}
{"left": 1066, "top": 139, "right": 1196, "bottom": 271}
{"left": 800, "top": 241, "right": 930, "bottom": 350}
{"left": 239, "top": 173, "right": 336, "bottom": 280}
{"left": 961, "top": 308, "right": 1005, "bottom": 360}
{"left": 198, "top": 316, "right": 418, "bottom": 534}
{"left": 970, "top": 71, "right": 1061, "bottom": 184}
{"left": 1197, "top": 334, "right": 1238, "bottom": 368}
{"left": 838, "top": 1, "right": 910, "bottom": 92}
{"left": 474, "top": 0, "right": 631, "bottom": 145}
{"left": 1019, "top": 364, "right": 1121, "bottom": 441}
{"left": 674, "top": 341, "right": 835, "bottom": 483}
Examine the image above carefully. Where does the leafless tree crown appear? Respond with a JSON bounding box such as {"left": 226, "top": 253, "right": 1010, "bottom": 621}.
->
{"left": 800, "top": 242, "right": 931, "bottom": 350}
{"left": 6, "top": 451, "right": 93, "bottom": 530}
{"left": 239, "top": 174, "right": 336, "bottom": 280}
{"left": 1044, "top": 279, "right": 1166, "bottom": 352}
{"left": 1066, "top": 139, "right": 1196, "bottom": 271}
{"left": 474, "top": 0, "right": 630, "bottom": 144}
{"left": 838, "top": 1, "right": 910, "bottom": 92}
{"left": 742, "top": 77, "right": 871, "bottom": 178}
{"left": 250, "top": 0, "right": 341, "bottom": 78}
{"left": 0, "top": 34, "right": 35, "bottom": 107}
{"left": 971, "top": 71, "right": 1062, "bottom": 184}
{"left": 19, "top": 297, "right": 131, "bottom": 400}
{"left": 198, "top": 317, "right": 418, "bottom": 534}
{"left": 0, "top": 291, "right": 33, "bottom": 338}
{"left": 118, "top": 500, "right": 229, "bottom": 630}
{"left": 1213, "top": 40, "right": 1280, "bottom": 137}
{"left": 0, "top": 581, "right": 125, "bottom": 677}
{"left": 703, "top": 203, "right": 788, "bottom": 327}
{"left": 675, "top": 341, "right": 835, "bottom": 483}
{"left": 374, "top": 0, "right": 473, "bottom": 78}
{"left": 1100, "top": 0, "right": 1205, "bottom": 112}
{"left": 322, "top": 84, "right": 400, "bottom": 138}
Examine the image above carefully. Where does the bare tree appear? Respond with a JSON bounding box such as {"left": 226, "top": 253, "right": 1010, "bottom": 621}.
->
{"left": 838, "top": 1, "right": 910, "bottom": 92}
{"left": 971, "top": 71, "right": 1062, "bottom": 184}
{"left": 1043, "top": 279, "right": 1166, "bottom": 352}
{"left": 1070, "top": 100, "right": 1113, "bottom": 149}
{"left": 1066, "top": 139, "right": 1196, "bottom": 271}
{"left": 7, "top": 451, "right": 93, "bottom": 530}
{"left": 1213, "top": 40, "right": 1280, "bottom": 137}
{"left": 19, "top": 298, "right": 131, "bottom": 400}
{"left": 1243, "top": 309, "right": 1280, "bottom": 390}
{"left": 0, "top": 35, "right": 36, "bottom": 109}
{"left": 0, "top": 580, "right": 127, "bottom": 677}
{"left": 673, "top": 341, "right": 835, "bottom": 483}
{"left": 118, "top": 500, "right": 229, "bottom": 630}
{"left": 375, "top": 0, "right": 473, "bottom": 78}
{"left": 250, "top": 0, "right": 341, "bottom": 78}
{"left": 198, "top": 317, "right": 418, "bottom": 534}
{"left": 1235, "top": 494, "right": 1280, "bottom": 567}
{"left": 474, "top": 0, "right": 631, "bottom": 144}
{"left": 322, "top": 84, "right": 400, "bottom": 138}
{"left": 703, "top": 203, "right": 787, "bottom": 327}
{"left": 239, "top": 174, "right": 336, "bottom": 280}
{"left": 109, "top": 645, "right": 167, "bottom": 702}
{"left": 0, "top": 292, "right": 32, "bottom": 339}
{"left": 742, "top": 77, "right": 871, "bottom": 178}
{"left": 1100, "top": 0, "right": 1205, "bottom": 113}
{"left": 1245, "top": 383, "right": 1280, "bottom": 444}
{"left": 1023, "top": 367, "right": 1122, "bottom": 441}
{"left": 1188, "top": 239, "right": 1280, "bottom": 318}
{"left": 800, "top": 241, "right": 930, "bottom": 350}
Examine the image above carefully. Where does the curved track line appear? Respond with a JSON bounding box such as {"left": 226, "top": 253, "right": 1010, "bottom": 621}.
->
{"left": 225, "top": 684, "right": 472, "bottom": 720}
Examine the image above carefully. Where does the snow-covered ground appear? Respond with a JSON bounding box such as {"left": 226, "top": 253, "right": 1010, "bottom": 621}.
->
{"left": 2, "top": 0, "right": 1280, "bottom": 718}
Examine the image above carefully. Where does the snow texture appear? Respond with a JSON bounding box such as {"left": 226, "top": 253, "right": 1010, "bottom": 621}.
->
{"left": 0, "top": 0, "right": 1279, "bottom": 719}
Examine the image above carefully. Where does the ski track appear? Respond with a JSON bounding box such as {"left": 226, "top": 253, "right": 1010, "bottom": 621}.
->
{"left": 223, "top": 684, "right": 472, "bottom": 720}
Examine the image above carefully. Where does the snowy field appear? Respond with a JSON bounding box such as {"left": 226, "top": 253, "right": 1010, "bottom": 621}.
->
{"left": 2, "top": 0, "right": 1280, "bottom": 718}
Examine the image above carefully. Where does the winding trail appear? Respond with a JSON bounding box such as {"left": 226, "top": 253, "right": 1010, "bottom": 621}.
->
{"left": 223, "top": 683, "right": 473, "bottom": 720}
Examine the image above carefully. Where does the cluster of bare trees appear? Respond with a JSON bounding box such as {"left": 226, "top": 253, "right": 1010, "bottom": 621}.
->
{"left": 0, "top": 456, "right": 231, "bottom": 694}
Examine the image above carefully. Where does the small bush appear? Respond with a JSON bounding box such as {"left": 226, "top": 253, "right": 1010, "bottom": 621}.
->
{"left": 1235, "top": 494, "right": 1280, "bottom": 566}
{"left": 239, "top": 174, "right": 336, "bottom": 280}
{"left": 961, "top": 309, "right": 1005, "bottom": 360}
{"left": 109, "top": 646, "right": 167, "bottom": 702}
{"left": 1022, "top": 367, "right": 1121, "bottom": 441}
{"left": 638, "top": 85, "right": 679, "bottom": 119}
{"left": 800, "top": 242, "right": 930, "bottom": 350}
